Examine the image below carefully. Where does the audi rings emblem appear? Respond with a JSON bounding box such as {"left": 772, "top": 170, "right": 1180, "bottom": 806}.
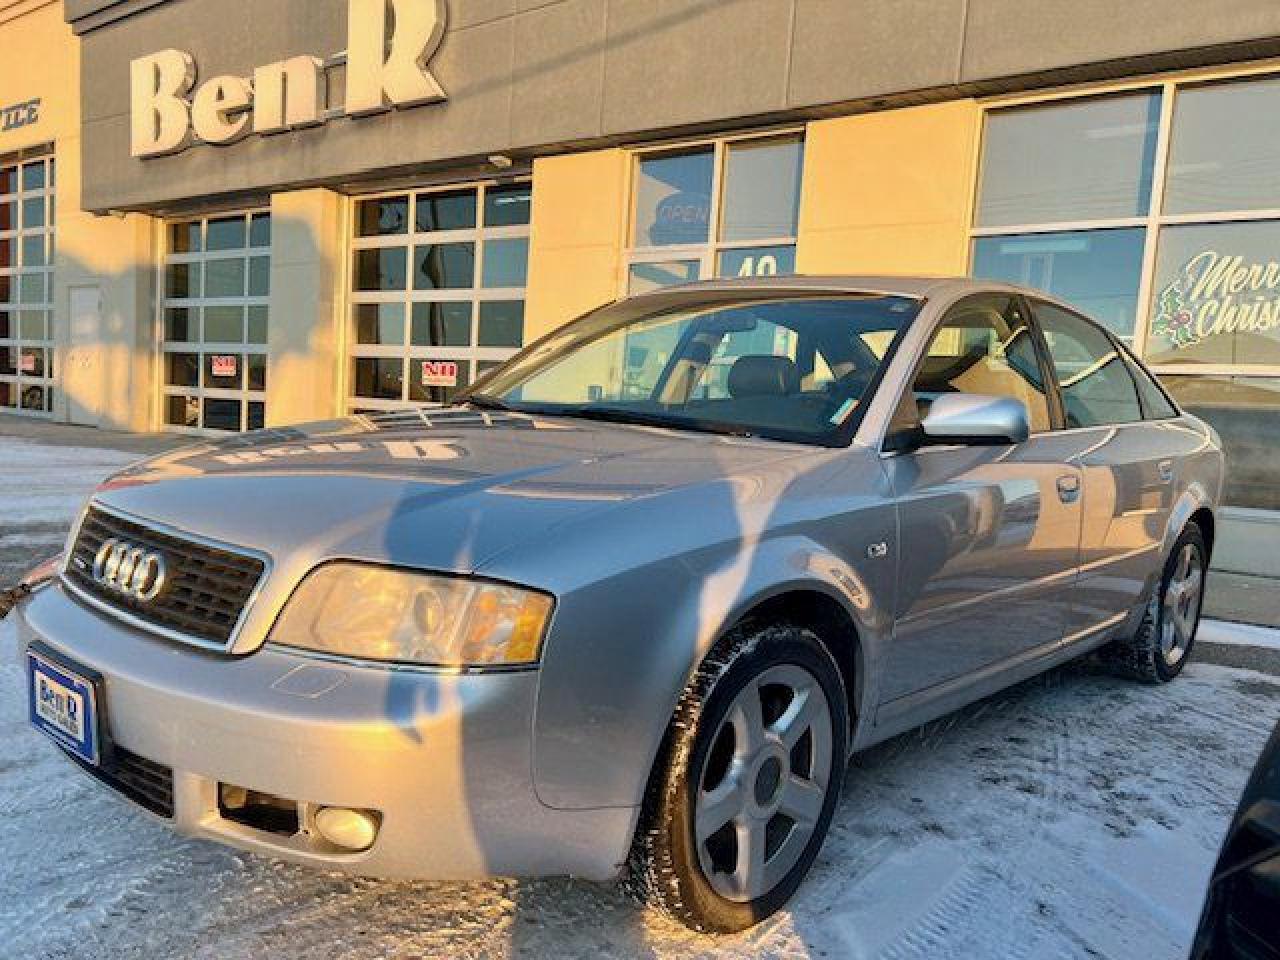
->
{"left": 92, "top": 539, "right": 168, "bottom": 602}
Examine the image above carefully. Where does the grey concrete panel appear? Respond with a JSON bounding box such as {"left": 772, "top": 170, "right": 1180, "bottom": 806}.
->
{"left": 451, "top": 0, "right": 517, "bottom": 29}
{"left": 787, "top": 0, "right": 966, "bottom": 106}
{"left": 600, "top": 0, "right": 794, "bottom": 132}
{"left": 73, "top": 0, "right": 1280, "bottom": 211}
{"left": 510, "top": 0, "right": 608, "bottom": 146}
{"left": 963, "top": 0, "right": 1280, "bottom": 82}
{"left": 81, "top": 0, "right": 280, "bottom": 123}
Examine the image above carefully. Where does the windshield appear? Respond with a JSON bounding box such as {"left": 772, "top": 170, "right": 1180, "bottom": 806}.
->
{"left": 466, "top": 295, "right": 923, "bottom": 445}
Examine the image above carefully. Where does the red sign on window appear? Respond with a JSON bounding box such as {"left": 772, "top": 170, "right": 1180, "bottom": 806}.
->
{"left": 19, "top": 353, "right": 36, "bottom": 373}
{"left": 421, "top": 360, "right": 458, "bottom": 388}
{"left": 211, "top": 355, "right": 238, "bottom": 378}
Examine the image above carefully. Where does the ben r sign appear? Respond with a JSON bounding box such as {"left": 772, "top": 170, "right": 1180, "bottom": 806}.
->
{"left": 130, "top": 0, "right": 447, "bottom": 158}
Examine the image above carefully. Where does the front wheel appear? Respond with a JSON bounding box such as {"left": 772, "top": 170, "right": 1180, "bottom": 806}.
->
{"left": 629, "top": 623, "right": 848, "bottom": 933}
{"left": 1105, "top": 524, "right": 1207, "bottom": 683}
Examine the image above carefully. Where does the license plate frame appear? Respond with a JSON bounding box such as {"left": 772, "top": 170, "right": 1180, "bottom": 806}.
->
{"left": 27, "top": 642, "right": 105, "bottom": 767}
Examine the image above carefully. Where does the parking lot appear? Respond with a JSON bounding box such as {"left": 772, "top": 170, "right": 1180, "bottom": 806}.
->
{"left": 2, "top": 432, "right": 1279, "bottom": 960}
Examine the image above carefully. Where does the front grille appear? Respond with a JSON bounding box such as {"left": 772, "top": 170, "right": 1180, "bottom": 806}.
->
{"left": 64, "top": 745, "right": 175, "bottom": 818}
{"left": 65, "top": 505, "right": 266, "bottom": 648}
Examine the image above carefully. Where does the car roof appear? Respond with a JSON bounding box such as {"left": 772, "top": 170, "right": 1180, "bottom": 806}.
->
{"left": 624, "top": 274, "right": 1041, "bottom": 302}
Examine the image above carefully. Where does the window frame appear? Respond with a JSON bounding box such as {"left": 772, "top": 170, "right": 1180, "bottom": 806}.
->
{"left": 624, "top": 128, "right": 805, "bottom": 295}
{"left": 0, "top": 151, "right": 56, "bottom": 419}
{"left": 345, "top": 177, "right": 532, "bottom": 413}
{"left": 971, "top": 61, "right": 1280, "bottom": 381}
{"left": 156, "top": 208, "right": 272, "bottom": 435}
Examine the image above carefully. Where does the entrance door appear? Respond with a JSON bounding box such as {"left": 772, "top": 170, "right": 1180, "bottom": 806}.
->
{"left": 66, "top": 285, "right": 104, "bottom": 427}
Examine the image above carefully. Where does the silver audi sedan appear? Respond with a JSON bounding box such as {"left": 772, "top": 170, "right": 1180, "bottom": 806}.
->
{"left": 14, "top": 277, "right": 1223, "bottom": 932}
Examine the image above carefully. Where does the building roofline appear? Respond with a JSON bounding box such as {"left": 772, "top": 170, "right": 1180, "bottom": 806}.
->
{"left": 64, "top": 0, "right": 165, "bottom": 34}
{"left": 0, "top": 0, "right": 58, "bottom": 27}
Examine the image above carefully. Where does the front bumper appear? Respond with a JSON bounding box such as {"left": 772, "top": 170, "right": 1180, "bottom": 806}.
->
{"left": 14, "top": 582, "right": 635, "bottom": 883}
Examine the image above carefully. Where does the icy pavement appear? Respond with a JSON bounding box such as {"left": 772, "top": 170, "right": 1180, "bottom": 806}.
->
{"left": 2, "top": 434, "right": 1280, "bottom": 960}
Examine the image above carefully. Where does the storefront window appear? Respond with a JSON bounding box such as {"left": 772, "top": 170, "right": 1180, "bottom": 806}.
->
{"left": 160, "top": 210, "right": 271, "bottom": 433}
{"left": 973, "top": 228, "right": 1146, "bottom": 339}
{"left": 1146, "top": 220, "right": 1280, "bottom": 367}
{"left": 720, "top": 138, "right": 804, "bottom": 243}
{"left": 1165, "top": 76, "right": 1280, "bottom": 216}
{"left": 1163, "top": 376, "right": 1280, "bottom": 509}
{"left": 972, "top": 93, "right": 1161, "bottom": 342}
{"left": 626, "top": 133, "right": 804, "bottom": 293}
{"left": 0, "top": 154, "right": 55, "bottom": 417}
{"left": 633, "top": 149, "right": 714, "bottom": 248}
{"left": 977, "top": 92, "right": 1160, "bottom": 227}
{"left": 348, "top": 180, "right": 531, "bottom": 411}
{"left": 974, "top": 71, "right": 1280, "bottom": 517}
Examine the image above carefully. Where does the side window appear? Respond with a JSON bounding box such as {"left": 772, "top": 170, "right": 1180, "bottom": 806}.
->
{"left": 1124, "top": 353, "right": 1179, "bottom": 420}
{"left": 912, "top": 295, "right": 1052, "bottom": 433}
{"left": 1034, "top": 301, "right": 1143, "bottom": 427}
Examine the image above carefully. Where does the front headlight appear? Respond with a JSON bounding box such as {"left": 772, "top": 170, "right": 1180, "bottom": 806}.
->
{"left": 270, "top": 563, "right": 553, "bottom": 668}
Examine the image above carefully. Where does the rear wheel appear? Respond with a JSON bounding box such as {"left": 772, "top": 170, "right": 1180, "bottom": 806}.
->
{"left": 629, "top": 623, "right": 848, "bottom": 933}
{"left": 1105, "top": 524, "right": 1207, "bottom": 683}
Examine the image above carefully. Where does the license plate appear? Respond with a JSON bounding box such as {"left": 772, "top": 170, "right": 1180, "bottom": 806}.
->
{"left": 27, "top": 649, "right": 101, "bottom": 766}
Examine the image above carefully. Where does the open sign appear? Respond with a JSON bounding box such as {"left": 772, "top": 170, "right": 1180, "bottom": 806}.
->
{"left": 210, "top": 355, "right": 238, "bottom": 378}
{"left": 421, "top": 360, "right": 458, "bottom": 388}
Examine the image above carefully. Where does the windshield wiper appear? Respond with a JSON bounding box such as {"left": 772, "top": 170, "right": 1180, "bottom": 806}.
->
{"left": 552, "top": 405, "right": 756, "bottom": 439}
{"left": 462, "top": 393, "right": 517, "bottom": 412}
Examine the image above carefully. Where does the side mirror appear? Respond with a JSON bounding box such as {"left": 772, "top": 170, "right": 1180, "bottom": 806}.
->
{"left": 920, "top": 393, "right": 1031, "bottom": 446}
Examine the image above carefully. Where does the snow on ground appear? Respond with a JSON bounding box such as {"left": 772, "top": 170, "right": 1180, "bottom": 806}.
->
{"left": 2, "top": 434, "right": 1279, "bottom": 960}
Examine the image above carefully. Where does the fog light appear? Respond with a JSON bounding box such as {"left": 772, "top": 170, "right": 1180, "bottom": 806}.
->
{"left": 314, "top": 806, "right": 379, "bottom": 852}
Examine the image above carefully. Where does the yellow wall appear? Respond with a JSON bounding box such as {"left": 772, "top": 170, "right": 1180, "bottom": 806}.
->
{"left": 0, "top": 2, "right": 75, "bottom": 157}
{"left": 524, "top": 149, "right": 629, "bottom": 343}
{"left": 267, "top": 189, "right": 345, "bottom": 427}
{"left": 2, "top": 1, "right": 159, "bottom": 432}
{"left": 796, "top": 100, "right": 983, "bottom": 277}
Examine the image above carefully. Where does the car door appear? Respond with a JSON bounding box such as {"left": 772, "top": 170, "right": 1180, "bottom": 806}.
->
{"left": 1030, "top": 300, "right": 1180, "bottom": 639}
{"left": 878, "top": 294, "right": 1085, "bottom": 704}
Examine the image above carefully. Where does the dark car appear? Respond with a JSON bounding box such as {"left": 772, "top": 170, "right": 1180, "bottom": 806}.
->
{"left": 1192, "top": 720, "right": 1280, "bottom": 959}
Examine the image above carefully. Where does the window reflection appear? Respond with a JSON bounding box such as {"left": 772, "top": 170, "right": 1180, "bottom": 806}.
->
{"left": 411, "top": 302, "right": 472, "bottom": 347}
{"left": 413, "top": 243, "right": 475, "bottom": 290}
{"left": 973, "top": 228, "right": 1146, "bottom": 340}
{"left": 1163, "top": 375, "right": 1280, "bottom": 509}
{"left": 633, "top": 149, "right": 714, "bottom": 247}
{"left": 721, "top": 138, "right": 804, "bottom": 242}
{"left": 977, "top": 92, "right": 1160, "bottom": 227}
{"left": 1166, "top": 76, "right": 1280, "bottom": 215}
{"left": 628, "top": 260, "right": 700, "bottom": 294}
{"left": 416, "top": 190, "right": 476, "bottom": 233}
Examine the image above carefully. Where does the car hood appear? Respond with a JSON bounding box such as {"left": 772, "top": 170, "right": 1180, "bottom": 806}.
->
{"left": 92, "top": 409, "right": 820, "bottom": 577}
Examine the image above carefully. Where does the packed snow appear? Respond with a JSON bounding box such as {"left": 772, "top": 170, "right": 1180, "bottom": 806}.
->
{"left": 2, "top": 433, "right": 1279, "bottom": 960}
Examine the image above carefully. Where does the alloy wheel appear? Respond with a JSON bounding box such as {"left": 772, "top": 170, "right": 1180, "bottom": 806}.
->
{"left": 694, "top": 663, "right": 834, "bottom": 903}
{"left": 1161, "top": 542, "right": 1204, "bottom": 668}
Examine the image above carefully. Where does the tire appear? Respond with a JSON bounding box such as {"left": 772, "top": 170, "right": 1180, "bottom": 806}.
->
{"left": 1104, "top": 523, "right": 1207, "bottom": 684}
{"left": 628, "top": 622, "right": 849, "bottom": 933}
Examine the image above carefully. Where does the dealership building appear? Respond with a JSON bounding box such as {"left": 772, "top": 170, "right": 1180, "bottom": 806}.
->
{"left": 4, "top": 0, "right": 1280, "bottom": 558}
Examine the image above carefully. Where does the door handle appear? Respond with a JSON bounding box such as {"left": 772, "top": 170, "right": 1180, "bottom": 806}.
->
{"left": 1056, "top": 474, "right": 1081, "bottom": 503}
{"left": 1157, "top": 460, "right": 1175, "bottom": 484}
